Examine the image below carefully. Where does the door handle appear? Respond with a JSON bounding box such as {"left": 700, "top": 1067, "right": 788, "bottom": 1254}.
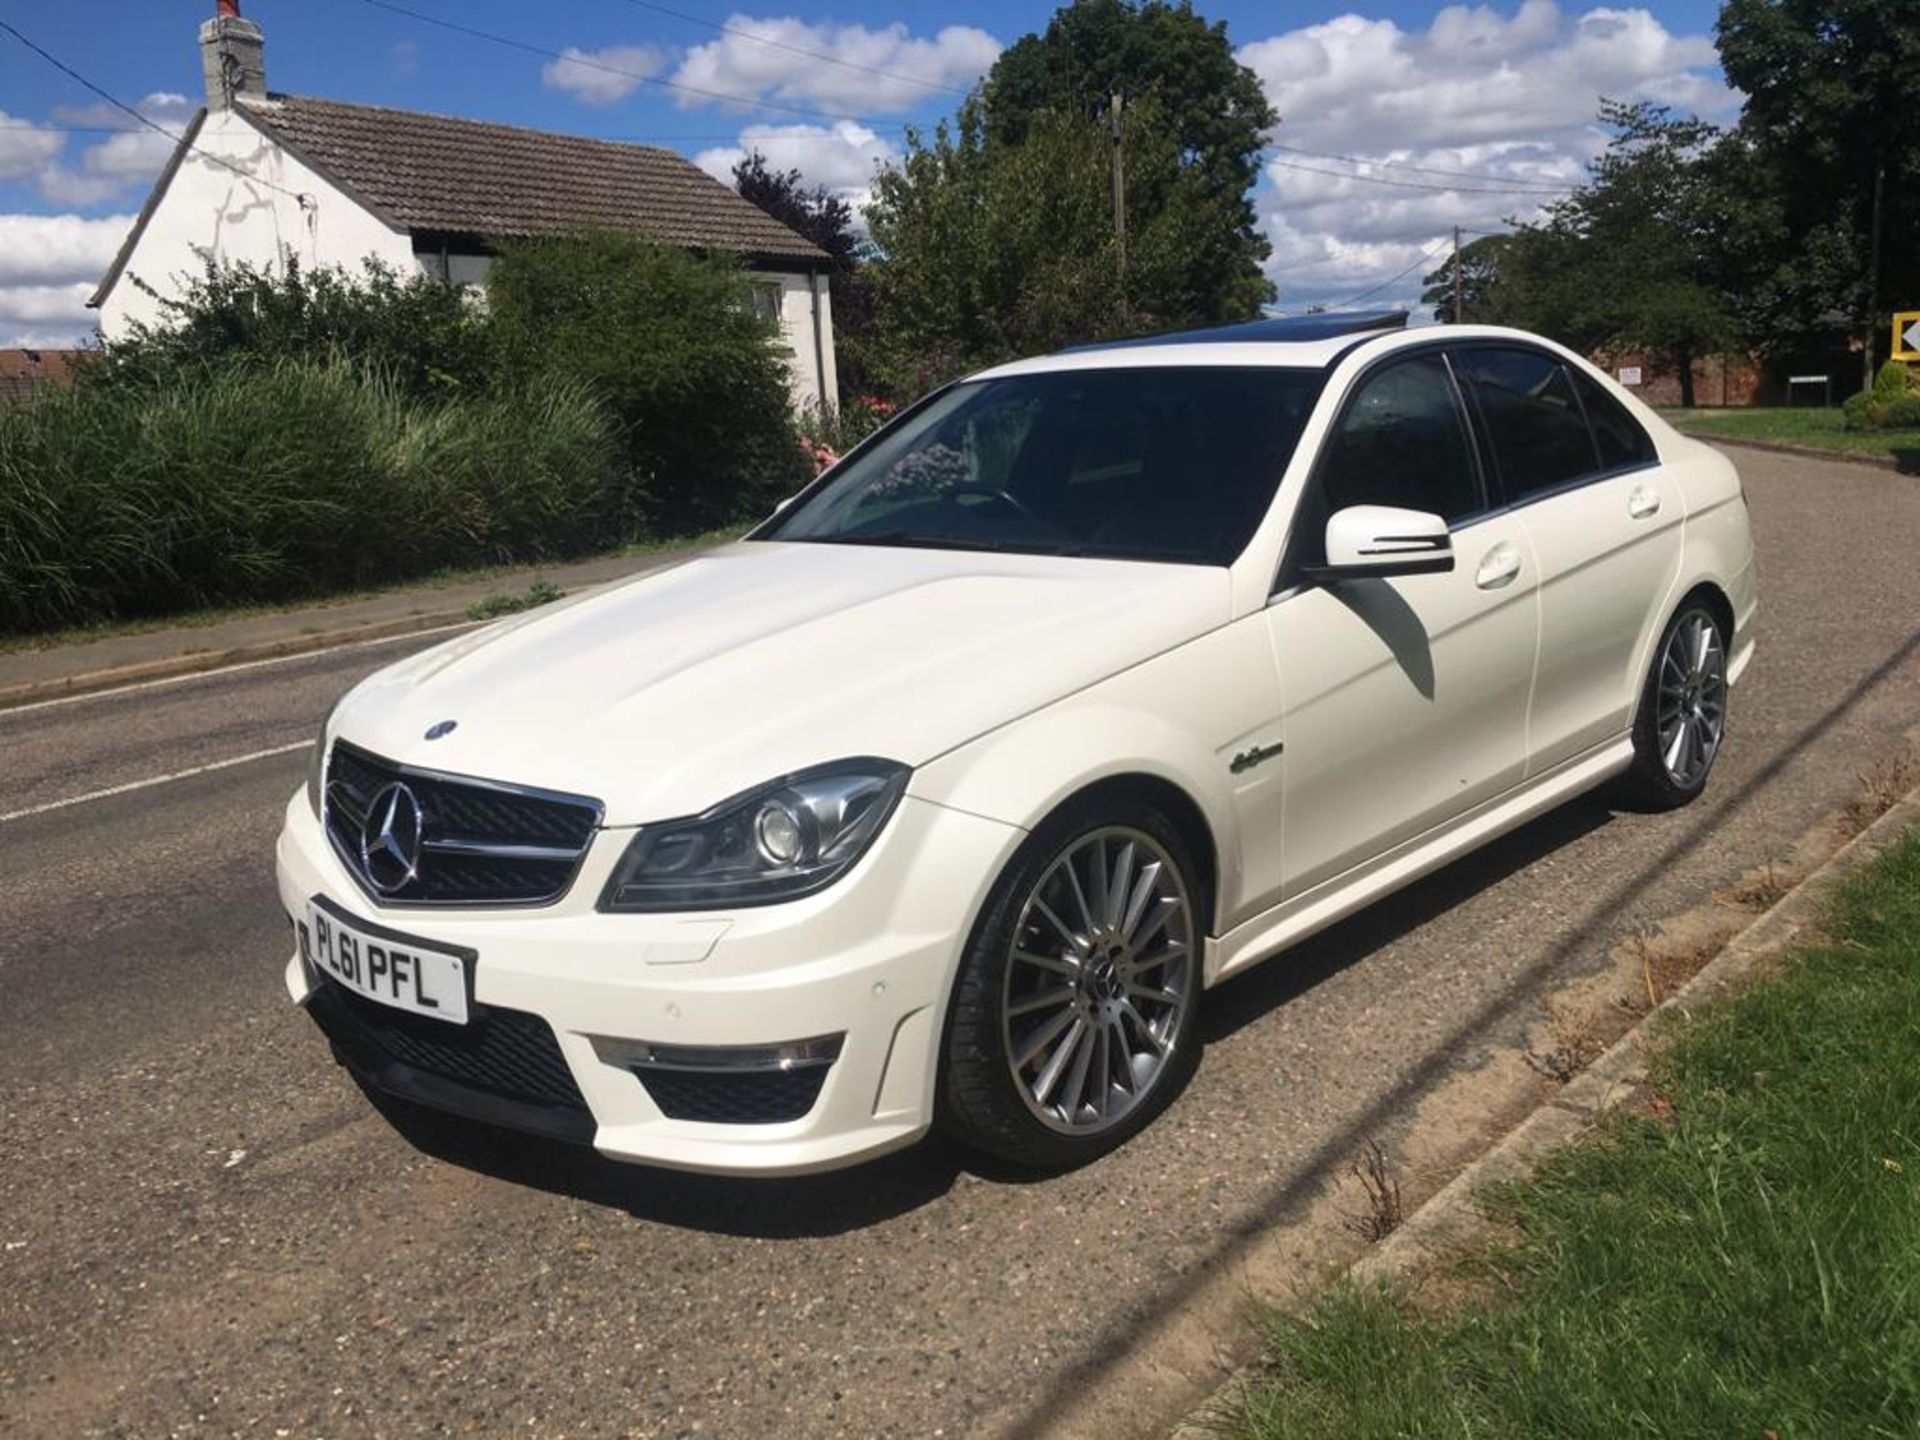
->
{"left": 1628, "top": 485, "right": 1661, "bottom": 519}
{"left": 1475, "top": 542, "right": 1521, "bottom": 590}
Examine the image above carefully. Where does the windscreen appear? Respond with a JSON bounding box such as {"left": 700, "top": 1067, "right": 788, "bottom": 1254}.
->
{"left": 759, "top": 366, "right": 1326, "bottom": 565}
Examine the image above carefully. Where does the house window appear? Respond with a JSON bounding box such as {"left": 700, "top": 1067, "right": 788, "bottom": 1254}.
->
{"left": 749, "top": 282, "right": 782, "bottom": 325}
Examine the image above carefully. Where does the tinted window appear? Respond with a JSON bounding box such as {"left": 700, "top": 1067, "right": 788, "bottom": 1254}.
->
{"left": 764, "top": 366, "right": 1325, "bottom": 565}
{"left": 1571, "top": 369, "right": 1657, "bottom": 471}
{"left": 1455, "top": 348, "right": 1598, "bottom": 501}
{"left": 1317, "top": 355, "right": 1482, "bottom": 521}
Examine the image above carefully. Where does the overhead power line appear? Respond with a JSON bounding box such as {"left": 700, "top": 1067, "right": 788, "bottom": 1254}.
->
{"left": 1270, "top": 142, "right": 1568, "bottom": 194}
{"left": 1329, "top": 239, "right": 1452, "bottom": 309}
{"left": 610, "top": 0, "right": 972, "bottom": 98}
{"left": 357, "top": 0, "right": 910, "bottom": 130}
{"left": 1269, "top": 156, "right": 1565, "bottom": 199}
{"left": 0, "top": 16, "right": 312, "bottom": 202}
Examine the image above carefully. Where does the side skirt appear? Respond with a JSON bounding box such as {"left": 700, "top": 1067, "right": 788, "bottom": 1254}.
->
{"left": 1206, "top": 736, "right": 1634, "bottom": 987}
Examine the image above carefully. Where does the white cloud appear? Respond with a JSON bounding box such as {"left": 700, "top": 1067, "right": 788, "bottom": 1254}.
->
{"left": 671, "top": 16, "right": 999, "bottom": 114}
{"left": 695, "top": 121, "right": 898, "bottom": 208}
{"left": 0, "top": 213, "right": 134, "bottom": 347}
{"left": 0, "top": 114, "right": 65, "bottom": 182}
{"left": 16, "top": 93, "right": 194, "bottom": 207}
{"left": 540, "top": 44, "right": 667, "bottom": 106}
{"left": 1237, "top": 1, "right": 1737, "bottom": 312}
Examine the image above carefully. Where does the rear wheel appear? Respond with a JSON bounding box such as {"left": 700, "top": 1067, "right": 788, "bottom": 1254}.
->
{"left": 1618, "top": 601, "right": 1729, "bottom": 811}
{"left": 938, "top": 799, "right": 1203, "bottom": 1169}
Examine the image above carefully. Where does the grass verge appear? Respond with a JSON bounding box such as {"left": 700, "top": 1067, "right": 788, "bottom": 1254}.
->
{"left": 1665, "top": 405, "right": 1920, "bottom": 464}
{"left": 1218, "top": 824, "right": 1920, "bottom": 1440}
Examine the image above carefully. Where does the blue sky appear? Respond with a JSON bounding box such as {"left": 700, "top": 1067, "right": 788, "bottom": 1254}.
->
{"left": 1, "top": 0, "right": 1740, "bottom": 346}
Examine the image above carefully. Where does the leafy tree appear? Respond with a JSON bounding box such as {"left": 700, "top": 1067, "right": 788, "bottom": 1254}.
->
{"left": 1420, "top": 235, "right": 1518, "bottom": 324}
{"left": 1462, "top": 103, "right": 1743, "bottom": 405}
{"left": 980, "top": 0, "right": 1275, "bottom": 328}
{"left": 865, "top": 96, "right": 1268, "bottom": 391}
{"left": 732, "top": 152, "right": 860, "bottom": 269}
{"left": 486, "top": 231, "right": 808, "bottom": 530}
{"left": 1717, "top": 0, "right": 1920, "bottom": 359}
{"left": 731, "top": 151, "right": 878, "bottom": 399}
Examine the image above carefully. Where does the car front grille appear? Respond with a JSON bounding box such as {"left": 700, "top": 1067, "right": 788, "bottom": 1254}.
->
{"left": 307, "top": 976, "right": 594, "bottom": 1142}
{"left": 634, "top": 1065, "right": 832, "bottom": 1124}
{"left": 323, "top": 740, "right": 601, "bottom": 907}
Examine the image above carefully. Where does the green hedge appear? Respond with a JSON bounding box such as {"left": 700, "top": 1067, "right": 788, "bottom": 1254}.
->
{"left": 0, "top": 238, "right": 812, "bottom": 636}
{"left": 0, "top": 358, "right": 620, "bottom": 634}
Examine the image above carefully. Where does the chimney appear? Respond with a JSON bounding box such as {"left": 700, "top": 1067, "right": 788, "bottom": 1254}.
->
{"left": 200, "top": 0, "right": 266, "bottom": 110}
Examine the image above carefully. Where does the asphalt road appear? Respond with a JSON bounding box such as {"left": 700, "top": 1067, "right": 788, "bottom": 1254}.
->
{"left": 4, "top": 447, "right": 1919, "bottom": 1440}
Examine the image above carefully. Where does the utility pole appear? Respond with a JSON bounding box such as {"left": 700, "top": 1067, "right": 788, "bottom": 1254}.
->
{"left": 1109, "top": 92, "right": 1127, "bottom": 282}
{"left": 1452, "top": 225, "right": 1463, "bottom": 324}
{"left": 1863, "top": 161, "right": 1885, "bottom": 392}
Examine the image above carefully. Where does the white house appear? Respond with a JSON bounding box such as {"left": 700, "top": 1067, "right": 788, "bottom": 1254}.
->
{"left": 91, "top": 2, "right": 838, "bottom": 409}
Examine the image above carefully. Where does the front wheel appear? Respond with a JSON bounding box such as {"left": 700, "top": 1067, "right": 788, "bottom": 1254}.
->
{"left": 937, "top": 800, "right": 1204, "bottom": 1169}
{"left": 1617, "top": 601, "right": 1729, "bottom": 812}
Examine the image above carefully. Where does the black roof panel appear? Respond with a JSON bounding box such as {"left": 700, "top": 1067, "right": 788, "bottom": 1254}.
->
{"left": 1059, "top": 309, "right": 1410, "bottom": 353}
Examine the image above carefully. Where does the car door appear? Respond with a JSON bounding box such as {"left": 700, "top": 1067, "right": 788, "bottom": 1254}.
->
{"left": 1265, "top": 351, "right": 1540, "bottom": 899}
{"left": 1450, "top": 347, "right": 1683, "bottom": 774}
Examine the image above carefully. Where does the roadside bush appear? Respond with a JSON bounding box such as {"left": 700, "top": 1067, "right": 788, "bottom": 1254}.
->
{"left": 487, "top": 231, "right": 810, "bottom": 531}
{"left": 0, "top": 358, "right": 619, "bottom": 633}
{"left": 1842, "top": 359, "right": 1920, "bottom": 431}
{"left": 98, "top": 258, "right": 495, "bottom": 402}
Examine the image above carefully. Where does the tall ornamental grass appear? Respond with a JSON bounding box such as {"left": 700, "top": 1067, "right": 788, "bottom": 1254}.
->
{"left": 0, "top": 357, "right": 618, "bottom": 634}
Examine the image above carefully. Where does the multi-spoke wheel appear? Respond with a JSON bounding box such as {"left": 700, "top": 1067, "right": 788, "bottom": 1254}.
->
{"left": 939, "top": 799, "right": 1204, "bottom": 1168}
{"left": 1620, "top": 600, "right": 1730, "bottom": 811}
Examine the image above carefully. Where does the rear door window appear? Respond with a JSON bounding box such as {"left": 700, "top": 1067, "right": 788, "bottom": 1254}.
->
{"left": 1453, "top": 347, "right": 1599, "bottom": 502}
{"left": 1570, "top": 369, "right": 1658, "bottom": 472}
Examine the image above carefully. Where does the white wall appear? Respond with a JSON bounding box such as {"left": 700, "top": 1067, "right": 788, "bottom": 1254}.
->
{"left": 96, "top": 105, "right": 414, "bottom": 339}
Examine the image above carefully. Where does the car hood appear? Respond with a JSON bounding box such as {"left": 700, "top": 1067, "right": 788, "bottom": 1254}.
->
{"left": 333, "top": 541, "right": 1230, "bottom": 824}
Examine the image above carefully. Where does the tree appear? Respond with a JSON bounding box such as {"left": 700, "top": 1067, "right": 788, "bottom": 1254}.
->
{"left": 982, "top": 0, "right": 1275, "bottom": 319}
{"left": 731, "top": 151, "right": 877, "bottom": 399}
{"left": 864, "top": 97, "right": 1268, "bottom": 392}
{"left": 1716, "top": 0, "right": 1920, "bottom": 364}
{"left": 862, "top": 0, "right": 1276, "bottom": 392}
{"left": 486, "top": 231, "right": 808, "bottom": 530}
{"left": 1467, "top": 103, "right": 1744, "bottom": 406}
{"left": 732, "top": 152, "right": 859, "bottom": 269}
{"left": 1420, "top": 235, "right": 1518, "bottom": 325}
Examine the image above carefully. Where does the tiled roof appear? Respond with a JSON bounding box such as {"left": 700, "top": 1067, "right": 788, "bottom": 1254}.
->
{"left": 0, "top": 349, "right": 84, "bottom": 408}
{"left": 238, "top": 94, "right": 827, "bottom": 263}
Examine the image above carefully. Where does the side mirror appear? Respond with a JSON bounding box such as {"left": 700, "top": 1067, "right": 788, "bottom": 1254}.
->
{"left": 1303, "top": 504, "right": 1454, "bottom": 583}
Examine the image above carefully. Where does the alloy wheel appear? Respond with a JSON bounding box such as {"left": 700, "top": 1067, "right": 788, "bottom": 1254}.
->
{"left": 1656, "top": 610, "right": 1727, "bottom": 788}
{"left": 1001, "top": 826, "right": 1196, "bottom": 1135}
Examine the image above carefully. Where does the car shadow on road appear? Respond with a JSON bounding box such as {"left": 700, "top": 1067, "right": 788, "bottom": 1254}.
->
{"left": 364, "top": 1084, "right": 1019, "bottom": 1238}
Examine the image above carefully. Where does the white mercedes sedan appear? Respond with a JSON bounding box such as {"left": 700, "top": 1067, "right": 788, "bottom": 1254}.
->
{"left": 276, "top": 315, "right": 1756, "bottom": 1174}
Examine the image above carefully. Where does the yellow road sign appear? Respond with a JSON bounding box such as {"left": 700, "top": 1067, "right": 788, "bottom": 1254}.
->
{"left": 1894, "top": 310, "right": 1920, "bottom": 362}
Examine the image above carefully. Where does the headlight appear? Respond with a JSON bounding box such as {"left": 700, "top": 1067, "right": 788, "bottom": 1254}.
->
{"left": 306, "top": 697, "right": 343, "bottom": 818}
{"left": 599, "top": 759, "right": 909, "bottom": 912}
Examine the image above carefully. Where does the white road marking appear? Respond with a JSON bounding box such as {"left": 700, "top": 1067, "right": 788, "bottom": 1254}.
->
{"left": 0, "top": 620, "right": 480, "bottom": 720}
{"left": 0, "top": 740, "right": 313, "bottom": 823}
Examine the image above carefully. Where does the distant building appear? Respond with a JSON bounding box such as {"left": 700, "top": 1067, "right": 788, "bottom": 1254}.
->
{"left": 1596, "top": 349, "right": 1767, "bottom": 408}
{"left": 0, "top": 348, "right": 83, "bottom": 409}
{"left": 91, "top": 1, "right": 838, "bottom": 410}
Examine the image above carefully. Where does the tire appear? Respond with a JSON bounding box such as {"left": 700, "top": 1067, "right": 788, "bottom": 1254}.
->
{"left": 1617, "top": 599, "right": 1730, "bottom": 812}
{"left": 937, "top": 794, "right": 1205, "bottom": 1169}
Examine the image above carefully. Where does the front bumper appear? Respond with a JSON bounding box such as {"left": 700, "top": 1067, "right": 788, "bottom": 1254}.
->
{"left": 275, "top": 788, "right": 1022, "bottom": 1175}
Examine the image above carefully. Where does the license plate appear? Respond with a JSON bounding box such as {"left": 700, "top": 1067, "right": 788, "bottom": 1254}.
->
{"left": 298, "top": 898, "right": 471, "bottom": 1025}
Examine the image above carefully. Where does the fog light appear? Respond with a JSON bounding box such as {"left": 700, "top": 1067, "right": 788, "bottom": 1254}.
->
{"left": 613, "top": 1033, "right": 844, "bottom": 1074}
